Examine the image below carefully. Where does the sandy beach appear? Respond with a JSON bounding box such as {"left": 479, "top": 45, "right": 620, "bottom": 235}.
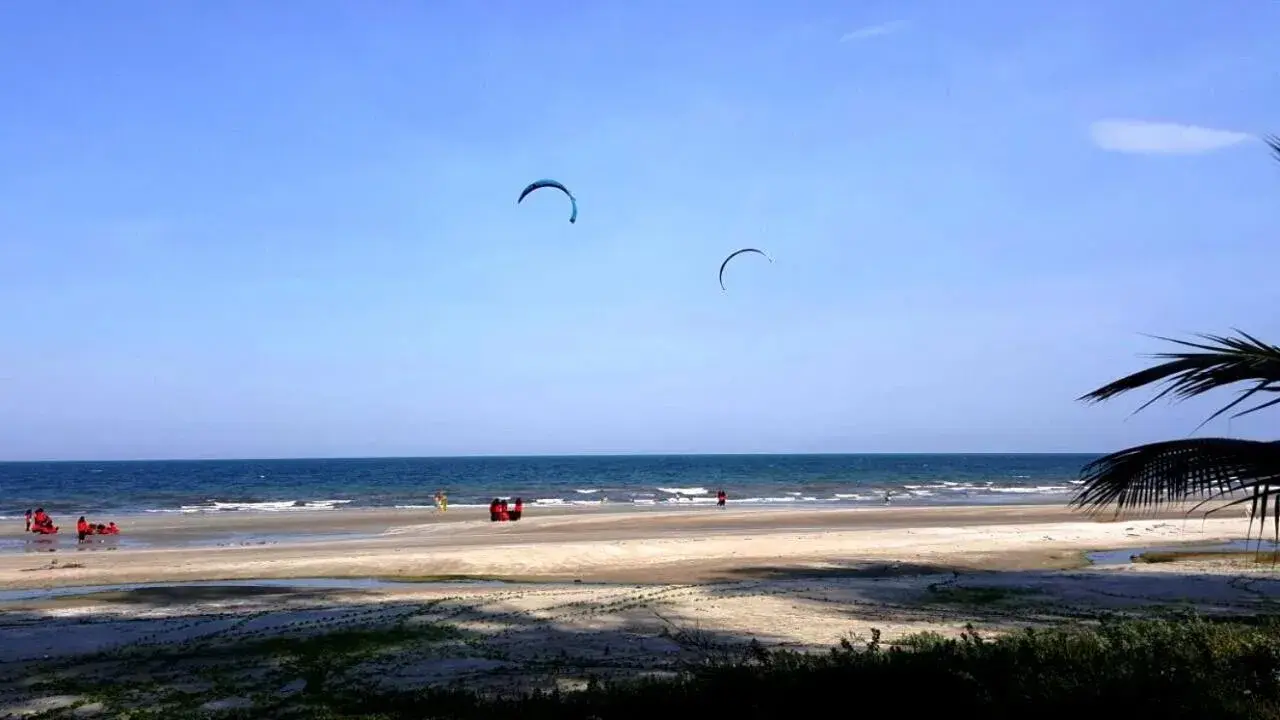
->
{"left": 0, "top": 503, "right": 1255, "bottom": 588}
{"left": 2, "top": 503, "right": 1277, "bottom": 716}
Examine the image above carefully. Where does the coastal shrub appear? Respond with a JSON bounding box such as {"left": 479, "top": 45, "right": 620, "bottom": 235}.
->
{"left": 229, "top": 616, "right": 1280, "bottom": 719}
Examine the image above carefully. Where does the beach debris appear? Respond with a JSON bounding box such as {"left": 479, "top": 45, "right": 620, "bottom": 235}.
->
{"left": 517, "top": 178, "right": 578, "bottom": 224}
{"left": 718, "top": 248, "right": 773, "bottom": 292}
{"left": 20, "top": 560, "right": 85, "bottom": 572}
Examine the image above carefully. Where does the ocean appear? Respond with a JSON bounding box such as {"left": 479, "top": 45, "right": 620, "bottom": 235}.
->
{"left": 0, "top": 454, "right": 1096, "bottom": 518}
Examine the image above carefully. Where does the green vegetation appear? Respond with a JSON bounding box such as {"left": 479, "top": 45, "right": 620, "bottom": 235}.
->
{"left": 924, "top": 582, "right": 1034, "bottom": 604}
{"left": 1071, "top": 330, "right": 1280, "bottom": 533}
{"left": 246, "top": 624, "right": 463, "bottom": 660}
{"left": 23, "top": 613, "right": 1280, "bottom": 718}
{"left": 1136, "top": 550, "right": 1280, "bottom": 564}
{"left": 184, "top": 616, "right": 1278, "bottom": 719}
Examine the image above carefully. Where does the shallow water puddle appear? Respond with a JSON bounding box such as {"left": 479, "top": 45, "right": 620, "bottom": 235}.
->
{"left": 1087, "top": 539, "right": 1280, "bottom": 566}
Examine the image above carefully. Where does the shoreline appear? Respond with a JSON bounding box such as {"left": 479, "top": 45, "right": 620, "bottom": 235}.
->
{"left": 8, "top": 501, "right": 1067, "bottom": 550}
{"left": 0, "top": 491, "right": 1073, "bottom": 521}
{"left": 0, "top": 502, "right": 1258, "bottom": 591}
{"left": 0, "top": 500, "right": 1219, "bottom": 552}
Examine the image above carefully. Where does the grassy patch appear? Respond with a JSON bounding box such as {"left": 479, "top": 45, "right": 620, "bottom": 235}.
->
{"left": 266, "top": 616, "right": 1280, "bottom": 720}
{"left": 247, "top": 624, "right": 464, "bottom": 660}
{"left": 925, "top": 583, "right": 1036, "bottom": 604}
{"left": 12, "top": 618, "right": 469, "bottom": 718}
{"left": 15, "top": 616, "right": 1280, "bottom": 719}
{"left": 1136, "top": 551, "right": 1280, "bottom": 564}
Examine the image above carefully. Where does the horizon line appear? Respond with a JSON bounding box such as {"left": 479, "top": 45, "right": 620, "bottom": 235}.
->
{"left": 0, "top": 451, "right": 1107, "bottom": 464}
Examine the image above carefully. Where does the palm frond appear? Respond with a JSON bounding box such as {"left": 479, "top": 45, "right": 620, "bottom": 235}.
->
{"left": 1071, "top": 438, "right": 1280, "bottom": 540}
{"left": 1078, "top": 331, "right": 1280, "bottom": 429}
{"left": 1268, "top": 134, "right": 1280, "bottom": 163}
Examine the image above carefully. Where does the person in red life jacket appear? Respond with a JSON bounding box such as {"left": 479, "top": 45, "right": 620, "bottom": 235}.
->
{"left": 498, "top": 499, "right": 510, "bottom": 522}
{"left": 76, "top": 516, "right": 91, "bottom": 542}
{"left": 716, "top": 489, "right": 727, "bottom": 508}
{"left": 31, "top": 508, "right": 58, "bottom": 534}
{"left": 509, "top": 498, "right": 524, "bottom": 522}
{"left": 489, "top": 498, "right": 501, "bottom": 522}
{"left": 24, "top": 509, "right": 32, "bottom": 532}
{"left": 95, "top": 524, "right": 107, "bottom": 535}
{"left": 105, "top": 522, "right": 120, "bottom": 535}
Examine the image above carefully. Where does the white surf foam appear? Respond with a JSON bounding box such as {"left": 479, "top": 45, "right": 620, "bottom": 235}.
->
{"left": 179, "top": 499, "right": 352, "bottom": 514}
{"left": 656, "top": 487, "right": 708, "bottom": 496}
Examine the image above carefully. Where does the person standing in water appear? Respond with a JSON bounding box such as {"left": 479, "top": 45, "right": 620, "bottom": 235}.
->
{"left": 716, "top": 489, "right": 727, "bottom": 508}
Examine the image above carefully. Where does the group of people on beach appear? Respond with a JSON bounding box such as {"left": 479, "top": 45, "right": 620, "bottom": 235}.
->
{"left": 489, "top": 497, "right": 523, "bottom": 522}
{"left": 22, "top": 509, "right": 119, "bottom": 541}
{"left": 76, "top": 516, "right": 119, "bottom": 541}
{"left": 24, "top": 508, "right": 58, "bottom": 535}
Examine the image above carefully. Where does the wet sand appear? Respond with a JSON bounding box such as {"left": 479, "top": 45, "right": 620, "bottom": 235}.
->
{"left": 0, "top": 502, "right": 1256, "bottom": 590}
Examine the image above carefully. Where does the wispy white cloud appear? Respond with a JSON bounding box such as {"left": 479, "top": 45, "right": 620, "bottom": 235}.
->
{"left": 840, "top": 20, "right": 908, "bottom": 43}
{"left": 1088, "top": 119, "right": 1253, "bottom": 155}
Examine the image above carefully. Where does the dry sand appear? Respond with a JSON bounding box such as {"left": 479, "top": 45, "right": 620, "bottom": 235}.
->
{"left": 0, "top": 503, "right": 1255, "bottom": 588}
{"left": 1, "top": 503, "right": 1276, "bottom": 717}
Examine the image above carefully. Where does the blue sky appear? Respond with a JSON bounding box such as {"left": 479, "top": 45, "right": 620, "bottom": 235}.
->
{"left": 1, "top": 0, "right": 1278, "bottom": 460}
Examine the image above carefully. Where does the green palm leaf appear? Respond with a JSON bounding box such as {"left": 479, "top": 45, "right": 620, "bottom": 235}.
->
{"left": 1071, "top": 439, "right": 1280, "bottom": 527}
{"left": 1078, "top": 330, "right": 1280, "bottom": 429}
{"left": 1069, "top": 139, "right": 1280, "bottom": 541}
{"left": 1072, "top": 331, "right": 1280, "bottom": 540}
